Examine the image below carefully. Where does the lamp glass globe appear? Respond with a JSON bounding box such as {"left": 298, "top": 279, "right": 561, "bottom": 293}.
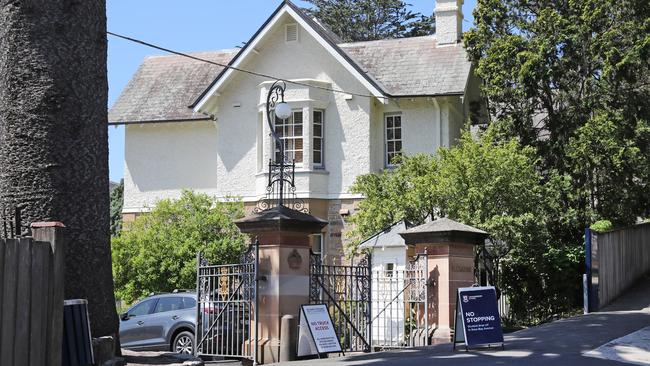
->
{"left": 274, "top": 102, "right": 292, "bottom": 120}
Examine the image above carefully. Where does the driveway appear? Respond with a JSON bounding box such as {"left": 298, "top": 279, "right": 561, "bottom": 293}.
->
{"left": 122, "top": 349, "right": 241, "bottom": 366}
{"left": 273, "top": 277, "right": 650, "bottom": 366}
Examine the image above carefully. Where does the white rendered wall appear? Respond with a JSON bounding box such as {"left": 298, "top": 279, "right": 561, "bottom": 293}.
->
{"left": 205, "top": 12, "right": 374, "bottom": 202}
{"left": 122, "top": 12, "right": 469, "bottom": 213}
{"left": 123, "top": 121, "right": 220, "bottom": 213}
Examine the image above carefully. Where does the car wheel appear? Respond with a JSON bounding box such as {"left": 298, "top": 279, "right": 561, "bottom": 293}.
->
{"left": 173, "top": 331, "right": 194, "bottom": 354}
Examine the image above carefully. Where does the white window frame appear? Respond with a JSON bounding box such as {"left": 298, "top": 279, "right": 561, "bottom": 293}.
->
{"left": 274, "top": 109, "right": 304, "bottom": 165}
{"left": 384, "top": 113, "right": 403, "bottom": 167}
{"left": 313, "top": 109, "right": 325, "bottom": 168}
{"left": 384, "top": 262, "right": 395, "bottom": 278}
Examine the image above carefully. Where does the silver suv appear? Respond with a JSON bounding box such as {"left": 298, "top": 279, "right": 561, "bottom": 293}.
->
{"left": 119, "top": 292, "right": 197, "bottom": 354}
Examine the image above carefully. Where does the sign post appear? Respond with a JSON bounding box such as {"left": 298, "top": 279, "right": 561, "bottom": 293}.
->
{"left": 453, "top": 286, "right": 504, "bottom": 351}
{"left": 297, "top": 304, "right": 343, "bottom": 358}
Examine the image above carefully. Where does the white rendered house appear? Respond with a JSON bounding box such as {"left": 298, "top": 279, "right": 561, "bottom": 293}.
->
{"left": 108, "top": 0, "right": 483, "bottom": 263}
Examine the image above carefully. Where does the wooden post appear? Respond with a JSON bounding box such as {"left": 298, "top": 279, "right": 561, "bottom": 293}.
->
{"left": 32, "top": 222, "right": 66, "bottom": 366}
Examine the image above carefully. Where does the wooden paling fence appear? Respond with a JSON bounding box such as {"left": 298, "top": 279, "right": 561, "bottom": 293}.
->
{"left": 588, "top": 222, "right": 650, "bottom": 310}
{"left": 0, "top": 223, "right": 65, "bottom": 366}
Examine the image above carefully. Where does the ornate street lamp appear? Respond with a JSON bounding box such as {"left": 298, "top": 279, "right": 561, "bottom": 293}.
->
{"left": 262, "top": 80, "right": 297, "bottom": 210}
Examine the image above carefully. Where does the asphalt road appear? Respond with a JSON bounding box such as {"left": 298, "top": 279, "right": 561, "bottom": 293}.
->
{"left": 274, "top": 278, "right": 650, "bottom": 366}
{"left": 124, "top": 277, "right": 650, "bottom": 365}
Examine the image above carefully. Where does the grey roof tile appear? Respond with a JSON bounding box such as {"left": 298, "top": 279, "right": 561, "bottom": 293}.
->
{"left": 358, "top": 220, "right": 408, "bottom": 249}
{"left": 109, "top": 38, "right": 472, "bottom": 124}
{"left": 339, "top": 36, "right": 471, "bottom": 96}
{"left": 108, "top": 50, "right": 238, "bottom": 124}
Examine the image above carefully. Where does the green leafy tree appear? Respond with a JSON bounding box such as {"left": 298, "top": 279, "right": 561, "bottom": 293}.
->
{"left": 110, "top": 180, "right": 124, "bottom": 237}
{"left": 303, "top": 0, "right": 435, "bottom": 42}
{"left": 112, "top": 191, "right": 247, "bottom": 304}
{"left": 463, "top": 0, "right": 650, "bottom": 228}
{"left": 348, "top": 128, "right": 583, "bottom": 323}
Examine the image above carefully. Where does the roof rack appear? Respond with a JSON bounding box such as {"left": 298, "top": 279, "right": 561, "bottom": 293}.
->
{"left": 148, "top": 292, "right": 168, "bottom": 297}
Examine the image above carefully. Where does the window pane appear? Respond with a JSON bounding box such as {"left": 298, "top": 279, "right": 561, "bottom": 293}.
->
{"left": 294, "top": 111, "right": 303, "bottom": 124}
{"left": 314, "top": 124, "right": 322, "bottom": 137}
{"left": 313, "top": 111, "right": 322, "bottom": 123}
{"left": 295, "top": 125, "right": 303, "bottom": 137}
{"left": 295, "top": 151, "right": 303, "bottom": 163}
{"left": 395, "top": 128, "right": 401, "bottom": 140}
{"left": 394, "top": 116, "right": 401, "bottom": 127}
{"left": 387, "top": 129, "right": 393, "bottom": 140}
{"left": 154, "top": 297, "right": 184, "bottom": 313}
{"left": 313, "top": 139, "right": 321, "bottom": 150}
{"left": 295, "top": 139, "right": 303, "bottom": 149}
{"left": 387, "top": 141, "right": 394, "bottom": 152}
{"left": 312, "top": 235, "right": 323, "bottom": 254}
{"left": 182, "top": 297, "right": 197, "bottom": 309}
{"left": 387, "top": 117, "right": 393, "bottom": 128}
{"left": 396, "top": 141, "right": 402, "bottom": 152}
{"left": 313, "top": 151, "right": 321, "bottom": 164}
{"left": 129, "top": 299, "right": 156, "bottom": 316}
{"left": 387, "top": 153, "right": 395, "bottom": 164}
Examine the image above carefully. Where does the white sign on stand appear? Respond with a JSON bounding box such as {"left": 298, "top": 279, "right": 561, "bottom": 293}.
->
{"left": 297, "top": 304, "right": 343, "bottom": 357}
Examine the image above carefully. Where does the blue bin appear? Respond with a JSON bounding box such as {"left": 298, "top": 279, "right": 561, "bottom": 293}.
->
{"left": 62, "top": 299, "right": 94, "bottom": 366}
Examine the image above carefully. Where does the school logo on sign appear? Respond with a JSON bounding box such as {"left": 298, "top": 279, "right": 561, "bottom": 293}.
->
{"left": 462, "top": 295, "right": 469, "bottom": 303}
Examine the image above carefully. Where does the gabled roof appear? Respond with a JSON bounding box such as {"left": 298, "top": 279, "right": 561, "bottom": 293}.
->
{"left": 192, "top": 0, "right": 386, "bottom": 112}
{"left": 339, "top": 37, "right": 470, "bottom": 96}
{"left": 358, "top": 220, "right": 409, "bottom": 249}
{"left": 108, "top": 50, "right": 237, "bottom": 124}
{"left": 108, "top": 1, "right": 474, "bottom": 125}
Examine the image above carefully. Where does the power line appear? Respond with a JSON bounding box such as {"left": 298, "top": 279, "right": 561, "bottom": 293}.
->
{"left": 107, "top": 31, "right": 386, "bottom": 100}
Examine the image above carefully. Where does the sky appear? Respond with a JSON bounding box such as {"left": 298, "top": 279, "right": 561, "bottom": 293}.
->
{"left": 107, "top": 0, "right": 477, "bottom": 183}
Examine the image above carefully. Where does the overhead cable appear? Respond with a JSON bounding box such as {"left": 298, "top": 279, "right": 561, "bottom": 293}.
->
{"left": 107, "top": 31, "right": 386, "bottom": 100}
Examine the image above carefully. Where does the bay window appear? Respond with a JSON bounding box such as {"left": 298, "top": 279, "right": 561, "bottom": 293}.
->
{"left": 274, "top": 110, "right": 303, "bottom": 164}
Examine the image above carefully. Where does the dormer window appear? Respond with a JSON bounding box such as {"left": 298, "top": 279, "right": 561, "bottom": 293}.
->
{"left": 285, "top": 23, "right": 299, "bottom": 43}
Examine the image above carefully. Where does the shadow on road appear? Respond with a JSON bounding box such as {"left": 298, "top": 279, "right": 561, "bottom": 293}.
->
{"left": 283, "top": 310, "right": 650, "bottom": 365}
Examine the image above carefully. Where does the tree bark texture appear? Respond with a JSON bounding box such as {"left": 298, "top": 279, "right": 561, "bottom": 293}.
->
{"left": 0, "top": 0, "right": 119, "bottom": 340}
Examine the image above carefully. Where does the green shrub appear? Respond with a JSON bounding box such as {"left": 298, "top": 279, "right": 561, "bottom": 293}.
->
{"left": 112, "top": 190, "right": 247, "bottom": 303}
{"left": 590, "top": 220, "right": 613, "bottom": 232}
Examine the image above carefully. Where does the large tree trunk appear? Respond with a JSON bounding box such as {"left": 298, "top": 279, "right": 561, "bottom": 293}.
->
{"left": 0, "top": 0, "right": 119, "bottom": 342}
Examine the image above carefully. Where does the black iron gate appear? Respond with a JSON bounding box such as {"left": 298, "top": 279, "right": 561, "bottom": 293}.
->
{"left": 309, "top": 252, "right": 372, "bottom": 352}
{"left": 195, "top": 244, "right": 257, "bottom": 360}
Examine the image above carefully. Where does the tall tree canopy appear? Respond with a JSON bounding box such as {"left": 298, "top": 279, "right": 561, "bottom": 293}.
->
{"left": 303, "top": 0, "right": 435, "bottom": 42}
{"left": 0, "top": 0, "right": 119, "bottom": 339}
{"left": 464, "top": 0, "right": 650, "bottom": 229}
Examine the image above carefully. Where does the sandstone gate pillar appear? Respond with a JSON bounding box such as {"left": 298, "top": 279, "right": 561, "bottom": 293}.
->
{"left": 235, "top": 206, "right": 327, "bottom": 364}
{"left": 400, "top": 218, "right": 488, "bottom": 344}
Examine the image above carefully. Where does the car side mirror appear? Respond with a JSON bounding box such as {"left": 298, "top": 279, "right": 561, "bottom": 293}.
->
{"left": 121, "top": 313, "right": 131, "bottom": 321}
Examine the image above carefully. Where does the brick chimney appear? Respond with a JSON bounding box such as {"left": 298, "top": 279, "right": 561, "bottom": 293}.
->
{"left": 435, "top": 0, "right": 463, "bottom": 45}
